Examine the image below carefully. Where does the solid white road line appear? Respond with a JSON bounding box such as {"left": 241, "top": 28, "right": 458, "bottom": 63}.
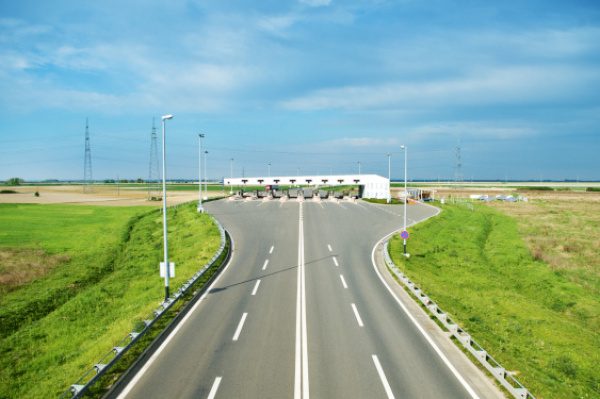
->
{"left": 371, "top": 227, "right": 480, "bottom": 399}
{"left": 232, "top": 313, "right": 248, "bottom": 341}
{"left": 116, "top": 236, "right": 237, "bottom": 399}
{"left": 269, "top": 245, "right": 274, "bottom": 254}
{"left": 295, "top": 202, "right": 309, "bottom": 399}
{"left": 372, "top": 355, "right": 395, "bottom": 399}
{"left": 262, "top": 259, "right": 269, "bottom": 270}
{"left": 327, "top": 244, "right": 332, "bottom": 252}
{"left": 351, "top": 303, "right": 364, "bottom": 327}
{"left": 251, "top": 279, "right": 261, "bottom": 296}
{"left": 340, "top": 274, "right": 348, "bottom": 289}
{"left": 207, "top": 376, "right": 222, "bottom": 399}
{"left": 332, "top": 256, "right": 339, "bottom": 267}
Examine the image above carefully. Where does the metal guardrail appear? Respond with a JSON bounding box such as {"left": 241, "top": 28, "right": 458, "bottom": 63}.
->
{"left": 383, "top": 241, "right": 535, "bottom": 399}
{"left": 62, "top": 216, "right": 228, "bottom": 399}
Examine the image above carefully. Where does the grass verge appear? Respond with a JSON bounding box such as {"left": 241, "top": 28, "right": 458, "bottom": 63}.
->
{"left": 0, "top": 202, "right": 220, "bottom": 398}
{"left": 389, "top": 203, "right": 599, "bottom": 399}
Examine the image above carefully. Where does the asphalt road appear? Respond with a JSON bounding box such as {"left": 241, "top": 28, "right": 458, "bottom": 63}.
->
{"left": 113, "top": 198, "right": 501, "bottom": 399}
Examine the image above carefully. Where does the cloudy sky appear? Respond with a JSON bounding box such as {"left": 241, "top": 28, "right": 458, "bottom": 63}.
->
{"left": 1, "top": 0, "right": 599, "bottom": 181}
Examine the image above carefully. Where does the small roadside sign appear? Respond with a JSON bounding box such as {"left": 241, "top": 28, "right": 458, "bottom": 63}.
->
{"left": 400, "top": 231, "right": 409, "bottom": 239}
{"left": 160, "top": 262, "right": 175, "bottom": 278}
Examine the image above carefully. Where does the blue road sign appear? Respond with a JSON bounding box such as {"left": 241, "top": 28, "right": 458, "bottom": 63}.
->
{"left": 400, "top": 230, "right": 409, "bottom": 239}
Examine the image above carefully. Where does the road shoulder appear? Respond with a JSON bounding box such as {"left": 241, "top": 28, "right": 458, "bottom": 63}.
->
{"left": 372, "top": 239, "right": 506, "bottom": 399}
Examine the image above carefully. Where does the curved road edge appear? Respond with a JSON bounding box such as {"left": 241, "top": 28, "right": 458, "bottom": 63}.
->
{"left": 105, "top": 231, "right": 237, "bottom": 399}
{"left": 370, "top": 202, "right": 506, "bottom": 399}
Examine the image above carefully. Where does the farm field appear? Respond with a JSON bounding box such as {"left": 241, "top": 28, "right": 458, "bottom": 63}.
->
{"left": 0, "top": 183, "right": 225, "bottom": 206}
{"left": 389, "top": 197, "right": 599, "bottom": 399}
{"left": 0, "top": 202, "right": 220, "bottom": 398}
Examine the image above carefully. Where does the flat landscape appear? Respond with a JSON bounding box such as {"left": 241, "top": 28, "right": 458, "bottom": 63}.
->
{"left": 389, "top": 189, "right": 600, "bottom": 399}
{"left": 0, "top": 183, "right": 225, "bottom": 207}
{"left": 0, "top": 201, "right": 220, "bottom": 397}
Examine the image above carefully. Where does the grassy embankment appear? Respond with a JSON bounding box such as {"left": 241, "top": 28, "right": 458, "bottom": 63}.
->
{"left": 389, "top": 202, "right": 599, "bottom": 399}
{"left": 0, "top": 202, "right": 220, "bottom": 398}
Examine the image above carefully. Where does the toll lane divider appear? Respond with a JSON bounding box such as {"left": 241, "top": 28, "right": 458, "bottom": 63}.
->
{"left": 383, "top": 240, "right": 535, "bottom": 399}
{"left": 62, "top": 216, "right": 230, "bottom": 399}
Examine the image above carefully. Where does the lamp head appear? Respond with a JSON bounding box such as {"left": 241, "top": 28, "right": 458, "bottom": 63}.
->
{"left": 199, "top": 133, "right": 205, "bottom": 138}
{"left": 162, "top": 114, "right": 174, "bottom": 120}
{"left": 400, "top": 145, "right": 405, "bottom": 150}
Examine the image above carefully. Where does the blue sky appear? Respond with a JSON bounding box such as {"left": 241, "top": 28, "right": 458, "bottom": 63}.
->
{"left": 0, "top": 0, "right": 599, "bottom": 181}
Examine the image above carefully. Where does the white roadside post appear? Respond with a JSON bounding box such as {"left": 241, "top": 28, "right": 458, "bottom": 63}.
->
{"left": 161, "top": 114, "right": 174, "bottom": 302}
{"left": 198, "top": 133, "right": 205, "bottom": 213}
{"left": 401, "top": 145, "right": 409, "bottom": 257}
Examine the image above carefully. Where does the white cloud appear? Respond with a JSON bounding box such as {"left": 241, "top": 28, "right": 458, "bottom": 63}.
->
{"left": 299, "top": 0, "right": 332, "bottom": 7}
{"left": 406, "top": 122, "right": 537, "bottom": 141}
{"left": 322, "top": 137, "right": 401, "bottom": 147}
{"left": 281, "top": 65, "right": 600, "bottom": 111}
{"left": 258, "top": 14, "right": 298, "bottom": 35}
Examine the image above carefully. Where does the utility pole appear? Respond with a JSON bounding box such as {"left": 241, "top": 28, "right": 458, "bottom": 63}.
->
{"left": 197, "top": 133, "right": 205, "bottom": 213}
{"left": 160, "top": 114, "right": 174, "bottom": 302}
{"left": 387, "top": 153, "right": 391, "bottom": 204}
{"left": 230, "top": 158, "right": 234, "bottom": 194}
{"left": 83, "top": 118, "right": 93, "bottom": 193}
{"left": 204, "top": 150, "right": 208, "bottom": 200}
{"left": 401, "top": 145, "right": 409, "bottom": 257}
{"left": 148, "top": 118, "right": 159, "bottom": 199}
{"left": 454, "top": 140, "right": 463, "bottom": 183}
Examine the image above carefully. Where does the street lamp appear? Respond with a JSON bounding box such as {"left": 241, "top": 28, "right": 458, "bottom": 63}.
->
{"left": 358, "top": 161, "right": 361, "bottom": 176}
{"left": 203, "top": 150, "right": 208, "bottom": 200}
{"left": 230, "top": 158, "right": 234, "bottom": 194}
{"left": 161, "top": 114, "right": 173, "bottom": 302}
{"left": 197, "top": 133, "right": 205, "bottom": 213}
{"left": 268, "top": 162, "right": 271, "bottom": 178}
{"left": 401, "top": 145, "right": 409, "bottom": 257}
{"left": 387, "top": 153, "right": 391, "bottom": 204}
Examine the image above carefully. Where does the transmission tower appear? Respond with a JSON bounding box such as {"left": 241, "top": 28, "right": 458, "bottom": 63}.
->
{"left": 147, "top": 118, "right": 160, "bottom": 199}
{"left": 83, "top": 118, "right": 93, "bottom": 192}
{"left": 454, "top": 140, "right": 463, "bottom": 183}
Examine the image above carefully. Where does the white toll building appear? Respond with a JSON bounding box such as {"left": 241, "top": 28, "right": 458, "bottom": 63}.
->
{"left": 224, "top": 174, "right": 390, "bottom": 199}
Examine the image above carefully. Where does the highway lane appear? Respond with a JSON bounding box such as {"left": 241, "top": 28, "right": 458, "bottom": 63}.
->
{"left": 116, "top": 200, "right": 300, "bottom": 398}
{"left": 113, "top": 198, "right": 500, "bottom": 398}
{"left": 303, "top": 200, "right": 471, "bottom": 398}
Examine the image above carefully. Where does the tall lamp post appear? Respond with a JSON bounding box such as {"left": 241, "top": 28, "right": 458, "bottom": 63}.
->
{"left": 197, "top": 133, "right": 204, "bottom": 213}
{"left": 401, "top": 145, "right": 409, "bottom": 257}
{"left": 203, "top": 150, "right": 208, "bottom": 200}
{"left": 358, "top": 161, "right": 361, "bottom": 176}
{"left": 230, "top": 158, "right": 234, "bottom": 194}
{"left": 268, "top": 162, "right": 271, "bottom": 178}
{"left": 161, "top": 114, "right": 173, "bottom": 302}
{"left": 387, "top": 153, "right": 391, "bottom": 204}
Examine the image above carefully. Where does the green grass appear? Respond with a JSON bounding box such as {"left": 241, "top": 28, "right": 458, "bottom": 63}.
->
{"left": 0, "top": 202, "right": 221, "bottom": 398}
{"left": 389, "top": 203, "right": 599, "bottom": 399}
{"left": 362, "top": 198, "right": 404, "bottom": 204}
